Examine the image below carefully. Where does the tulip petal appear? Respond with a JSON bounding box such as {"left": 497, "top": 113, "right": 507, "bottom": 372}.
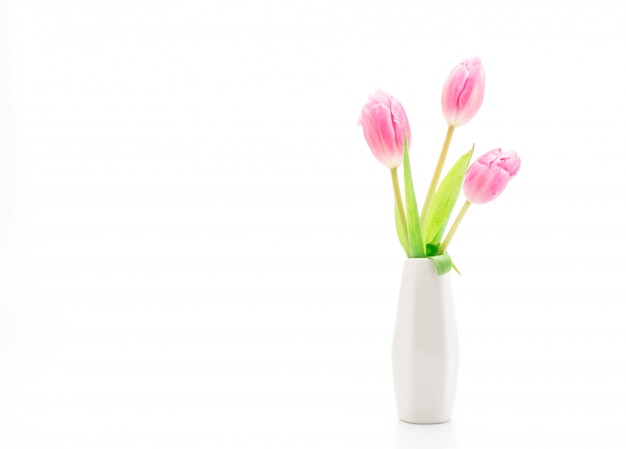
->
{"left": 463, "top": 148, "right": 520, "bottom": 204}
{"left": 359, "top": 90, "right": 410, "bottom": 169}
{"left": 499, "top": 151, "right": 521, "bottom": 175}
{"left": 441, "top": 65, "right": 468, "bottom": 125}
{"left": 456, "top": 65, "right": 485, "bottom": 125}
{"left": 463, "top": 160, "right": 493, "bottom": 204}
{"left": 441, "top": 58, "right": 485, "bottom": 127}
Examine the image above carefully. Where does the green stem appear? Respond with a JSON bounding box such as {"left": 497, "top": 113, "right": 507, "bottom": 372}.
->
{"left": 439, "top": 200, "right": 471, "bottom": 254}
{"left": 391, "top": 167, "right": 408, "bottom": 248}
{"left": 421, "top": 125, "right": 455, "bottom": 227}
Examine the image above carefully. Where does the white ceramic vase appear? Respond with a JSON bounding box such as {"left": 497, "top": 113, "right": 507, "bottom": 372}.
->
{"left": 391, "top": 258, "right": 459, "bottom": 424}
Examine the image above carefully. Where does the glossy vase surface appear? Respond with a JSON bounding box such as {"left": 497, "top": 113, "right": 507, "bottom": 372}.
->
{"left": 391, "top": 258, "right": 459, "bottom": 424}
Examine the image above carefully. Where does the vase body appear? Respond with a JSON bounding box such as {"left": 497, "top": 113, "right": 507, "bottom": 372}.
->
{"left": 391, "top": 258, "right": 459, "bottom": 424}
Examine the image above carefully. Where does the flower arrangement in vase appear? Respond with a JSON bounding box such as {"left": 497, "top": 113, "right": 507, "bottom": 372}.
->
{"left": 358, "top": 57, "right": 521, "bottom": 424}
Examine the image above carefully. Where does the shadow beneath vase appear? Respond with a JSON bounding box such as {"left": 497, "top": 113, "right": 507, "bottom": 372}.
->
{"left": 394, "top": 419, "right": 458, "bottom": 449}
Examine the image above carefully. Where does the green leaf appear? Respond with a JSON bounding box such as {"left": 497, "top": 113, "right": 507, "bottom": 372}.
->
{"left": 425, "top": 242, "right": 440, "bottom": 257}
{"left": 395, "top": 202, "right": 410, "bottom": 257}
{"left": 424, "top": 145, "right": 474, "bottom": 246}
{"left": 429, "top": 253, "right": 452, "bottom": 276}
{"left": 403, "top": 138, "right": 425, "bottom": 258}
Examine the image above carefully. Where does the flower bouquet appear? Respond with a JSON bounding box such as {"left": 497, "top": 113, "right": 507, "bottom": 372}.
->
{"left": 358, "top": 58, "right": 520, "bottom": 424}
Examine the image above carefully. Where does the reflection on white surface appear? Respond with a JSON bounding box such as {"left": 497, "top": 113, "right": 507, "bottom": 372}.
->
{"left": 395, "top": 420, "right": 457, "bottom": 449}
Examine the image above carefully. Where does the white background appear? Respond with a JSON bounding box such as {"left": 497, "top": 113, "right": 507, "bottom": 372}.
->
{"left": 1, "top": 0, "right": 625, "bottom": 447}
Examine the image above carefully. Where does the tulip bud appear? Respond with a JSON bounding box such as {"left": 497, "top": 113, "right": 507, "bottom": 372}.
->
{"left": 441, "top": 57, "right": 486, "bottom": 127}
{"left": 463, "top": 148, "right": 520, "bottom": 204}
{"left": 358, "top": 90, "right": 411, "bottom": 169}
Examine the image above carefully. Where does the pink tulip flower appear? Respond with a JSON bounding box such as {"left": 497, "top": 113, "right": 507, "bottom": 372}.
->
{"left": 359, "top": 90, "right": 411, "bottom": 169}
{"left": 441, "top": 57, "right": 486, "bottom": 127}
{"left": 463, "top": 148, "right": 521, "bottom": 204}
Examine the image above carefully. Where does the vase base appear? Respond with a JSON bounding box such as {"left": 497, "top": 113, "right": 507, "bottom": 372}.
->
{"left": 399, "top": 418, "right": 451, "bottom": 425}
